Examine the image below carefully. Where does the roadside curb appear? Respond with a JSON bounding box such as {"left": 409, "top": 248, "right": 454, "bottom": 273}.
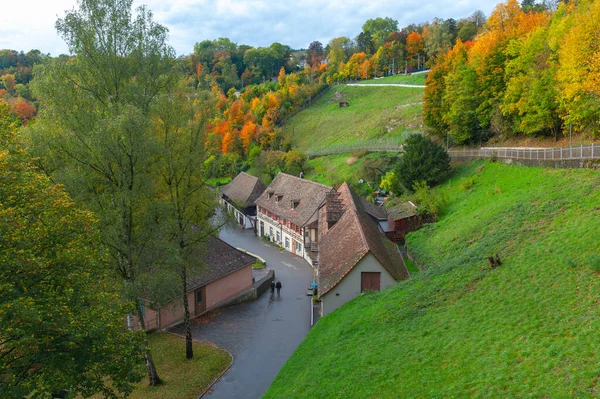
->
{"left": 163, "top": 331, "right": 234, "bottom": 399}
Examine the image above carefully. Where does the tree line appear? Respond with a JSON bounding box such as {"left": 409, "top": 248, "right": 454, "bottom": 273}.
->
{"left": 423, "top": 0, "right": 599, "bottom": 144}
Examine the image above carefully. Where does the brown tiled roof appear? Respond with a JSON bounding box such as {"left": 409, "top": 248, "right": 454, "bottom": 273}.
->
{"left": 254, "top": 173, "right": 334, "bottom": 227}
{"left": 388, "top": 202, "right": 418, "bottom": 220}
{"left": 318, "top": 183, "right": 409, "bottom": 298}
{"left": 220, "top": 172, "right": 266, "bottom": 207}
{"left": 186, "top": 236, "right": 256, "bottom": 291}
{"left": 360, "top": 197, "right": 387, "bottom": 220}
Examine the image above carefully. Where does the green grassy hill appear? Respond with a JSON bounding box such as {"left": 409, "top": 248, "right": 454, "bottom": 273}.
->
{"left": 283, "top": 85, "right": 423, "bottom": 152}
{"left": 265, "top": 161, "right": 600, "bottom": 398}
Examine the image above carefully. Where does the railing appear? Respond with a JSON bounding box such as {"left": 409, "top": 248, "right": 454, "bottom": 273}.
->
{"left": 307, "top": 137, "right": 408, "bottom": 157}
{"left": 448, "top": 144, "right": 600, "bottom": 161}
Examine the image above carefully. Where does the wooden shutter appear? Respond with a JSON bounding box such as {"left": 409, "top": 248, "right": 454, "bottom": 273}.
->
{"left": 361, "top": 272, "right": 381, "bottom": 292}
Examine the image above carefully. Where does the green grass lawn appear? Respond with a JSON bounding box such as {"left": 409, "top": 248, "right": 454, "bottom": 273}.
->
{"left": 264, "top": 161, "right": 600, "bottom": 398}
{"left": 282, "top": 86, "right": 424, "bottom": 152}
{"left": 129, "top": 333, "right": 231, "bottom": 399}
{"left": 304, "top": 152, "right": 399, "bottom": 187}
{"left": 356, "top": 72, "right": 428, "bottom": 86}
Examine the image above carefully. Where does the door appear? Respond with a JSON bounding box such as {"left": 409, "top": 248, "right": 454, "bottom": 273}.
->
{"left": 195, "top": 287, "right": 206, "bottom": 314}
{"left": 361, "top": 272, "right": 381, "bottom": 292}
{"left": 260, "top": 221, "right": 264, "bottom": 237}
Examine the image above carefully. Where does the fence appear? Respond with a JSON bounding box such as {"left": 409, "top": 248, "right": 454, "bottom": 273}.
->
{"left": 448, "top": 144, "right": 600, "bottom": 161}
{"left": 307, "top": 138, "right": 405, "bottom": 157}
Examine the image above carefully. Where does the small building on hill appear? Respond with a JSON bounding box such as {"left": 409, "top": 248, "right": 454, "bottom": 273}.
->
{"left": 317, "top": 183, "right": 410, "bottom": 317}
{"left": 136, "top": 236, "right": 256, "bottom": 330}
{"left": 220, "top": 172, "right": 266, "bottom": 229}
{"left": 254, "top": 172, "right": 334, "bottom": 265}
{"left": 387, "top": 201, "right": 422, "bottom": 242}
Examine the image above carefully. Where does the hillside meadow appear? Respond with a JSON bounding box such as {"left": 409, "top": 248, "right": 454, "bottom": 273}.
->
{"left": 282, "top": 85, "right": 423, "bottom": 152}
{"left": 264, "top": 161, "right": 600, "bottom": 398}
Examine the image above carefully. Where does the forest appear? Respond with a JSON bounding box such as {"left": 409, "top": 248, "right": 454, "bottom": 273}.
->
{"left": 424, "top": 0, "right": 600, "bottom": 143}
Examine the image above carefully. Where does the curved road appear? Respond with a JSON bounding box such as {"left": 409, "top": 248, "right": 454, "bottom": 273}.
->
{"left": 174, "top": 227, "right": 314, "bottom": 399}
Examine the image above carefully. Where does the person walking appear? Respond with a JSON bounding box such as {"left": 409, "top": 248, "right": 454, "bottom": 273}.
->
{"left": 275, "top": 280, "right": 282, "bottom": 295}
{"left": 270, "top": 280, "right": 275, "bottom": 295}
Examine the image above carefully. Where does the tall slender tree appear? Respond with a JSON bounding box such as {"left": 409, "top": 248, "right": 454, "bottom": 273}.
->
{"left": 30, "top": 0, "right": 176, "bottom": 386}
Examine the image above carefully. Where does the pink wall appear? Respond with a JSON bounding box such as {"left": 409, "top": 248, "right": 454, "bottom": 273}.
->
{"left": 131, "top": 265, "right": 252, "bottom": 330}
{"left": 205, "top": 265, "right": 252, "bottom": 308}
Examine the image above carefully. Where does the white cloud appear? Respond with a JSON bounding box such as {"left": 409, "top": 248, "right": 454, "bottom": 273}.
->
{"left": 1, "top": 0, "right": 500, "bottom": 56}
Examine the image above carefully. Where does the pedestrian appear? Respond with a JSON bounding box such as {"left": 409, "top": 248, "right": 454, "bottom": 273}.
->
{"left": 270, "top": 280, "right": 275, "bottom": 295}
{"left": 275, "top": 280, "right": 282, "bottom": 295}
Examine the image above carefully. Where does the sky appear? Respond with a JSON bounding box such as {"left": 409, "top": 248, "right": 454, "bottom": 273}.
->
{"left": 1, "top": 0, "right": 500, "bottom": 56}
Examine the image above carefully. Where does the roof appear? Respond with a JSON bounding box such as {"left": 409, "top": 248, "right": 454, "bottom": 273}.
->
{"left": 254, "top": 173, "right": 334, "bottom": 227}
{"left": 318, "top": 183, "right": 409, "bottom": 298}
{"left": 360, "top": 197, "right": 387, "bottom": 220}
{"left": 220, "top": 172, "right": 266, "bottom": 207}
{"left": 186, "top": 236, "right": 256, "bottom": 291}
{"left": 388, "top": 202, "right": 418, "bottom": 220}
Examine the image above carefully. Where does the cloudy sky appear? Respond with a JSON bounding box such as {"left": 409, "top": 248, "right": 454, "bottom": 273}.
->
{"left": 1, "top": 0, "right": 500, "bottom": 56}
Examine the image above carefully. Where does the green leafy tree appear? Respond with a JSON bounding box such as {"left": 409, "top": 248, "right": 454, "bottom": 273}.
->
{"left": 397, "top": 134, "right": 450, "bottom": 191}
{"left": 0, "top": 99, "right": 144, "bottom": 398}
{"left": 282, "top": 149, "right": 307, "bottom": 175}
{"left": 153, "top": 88, "right": 219, "bottom": 359}
{"left": 30, "top": 0, "right": 176, "bottom": 386}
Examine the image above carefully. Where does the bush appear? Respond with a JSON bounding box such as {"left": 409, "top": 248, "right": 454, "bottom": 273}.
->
{"left": 397, "top": 134, "right": 451, "bottom": 191}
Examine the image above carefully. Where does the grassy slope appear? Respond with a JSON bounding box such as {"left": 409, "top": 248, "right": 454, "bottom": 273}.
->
{"left": 283, "top": 85, "right": 423, "bottom": 151}
{"left": 304, "top": 152, "right": 398, "bottom": 187}
{"left": 357, "top": 73, "right": 427, "bottom": 85}
{"left": 265, "top": 161, "right": 600, "bottom": 398}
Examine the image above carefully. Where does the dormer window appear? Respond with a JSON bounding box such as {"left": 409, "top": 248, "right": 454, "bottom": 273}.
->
{"left": 276, "top": 195, "right": 283, "bottom": 203}
{"left": 291, "top": 200, "right": 300, "bottom": 209}
{"left": 267, "top": 191, "right": 273, "bottom": 199}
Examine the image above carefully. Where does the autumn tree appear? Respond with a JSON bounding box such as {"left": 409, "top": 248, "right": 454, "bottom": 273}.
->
{"left": 30, "top": 0, "right": 176, "bottom": 386}
{"left": 0, "top": 99, "right": 144, "bottom": 398}
{"left": 307, "top": 41, "right": 324, "bottom": 67}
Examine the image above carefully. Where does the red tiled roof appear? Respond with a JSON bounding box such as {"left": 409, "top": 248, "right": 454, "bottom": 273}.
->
{"left": 318, "top": 183, "right": 409, "bottom": 298}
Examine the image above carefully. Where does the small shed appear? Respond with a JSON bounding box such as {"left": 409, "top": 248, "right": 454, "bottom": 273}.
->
{"left": 387, "top": 201, "right": 422, "bottom": 243}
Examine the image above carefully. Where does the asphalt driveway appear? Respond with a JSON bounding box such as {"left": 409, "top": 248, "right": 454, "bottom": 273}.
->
{"left": 174, "top": 226, "right": 314, "bottom": 399}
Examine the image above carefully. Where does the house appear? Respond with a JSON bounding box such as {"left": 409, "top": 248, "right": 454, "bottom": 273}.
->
{"left": 387, "top": 201, "right": 422, "bottom": 242}
{"left": 220, "top": 172, "right": 267, "bottom": 229}
{"left": 254, "top": 173, "right": 334, "bottom": 265}
{"left": 136, "top": 236, "right": 256, "bottom": 330}
{"left": 316, "top": 183, "right": 410, "bottom": 317}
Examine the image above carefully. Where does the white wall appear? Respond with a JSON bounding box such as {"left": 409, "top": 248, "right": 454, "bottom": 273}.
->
{"left": 257, "top": 213, "right": 311, "bottom": 265}
{"left": 223, "top": 199, "right": 253, "bottom": 229}
{"left": 321, "top": 252, "right": 397, "bottom": 317}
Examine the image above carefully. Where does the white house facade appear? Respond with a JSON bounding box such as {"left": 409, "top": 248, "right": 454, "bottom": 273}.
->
{"left": 254, "top": 173, "right": 333, "bottom": 266}
{"left": 219, "top": 172, "right": 266, "bottom": 230}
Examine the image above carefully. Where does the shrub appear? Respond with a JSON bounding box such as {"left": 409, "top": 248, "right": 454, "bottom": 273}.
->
{"left": 397, "top": 134, "right": 451, "bottom": 191}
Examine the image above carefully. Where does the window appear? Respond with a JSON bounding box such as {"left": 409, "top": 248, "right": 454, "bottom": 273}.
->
{"left": 269, "top": 227, "right": 273, "bottom": 236}
{"left": 276, "top": 231, "right": 280, "bottom": 242}
{"left": 267, "top": 192, "right": 273, "bottom": 199}
{"left": 296, "top": 241, "right": 302, "bottom": 253}
{"left": 285, "top": 237, "right": 290, "bottom": 249}
{"left": 196, "top": 290, "right": 203, "bottom": 304}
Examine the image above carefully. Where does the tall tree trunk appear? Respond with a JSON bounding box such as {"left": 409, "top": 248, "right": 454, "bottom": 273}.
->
{"left": 181, "top": 265, "right": 194, "bottom": 359}
{"left": 136, "top": 303, "right": 162, "bottom": 386}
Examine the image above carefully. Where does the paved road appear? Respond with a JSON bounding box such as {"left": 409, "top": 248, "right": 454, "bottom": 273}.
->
{"left": 175, "top": 227, "right": 314, "bottom": 399}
